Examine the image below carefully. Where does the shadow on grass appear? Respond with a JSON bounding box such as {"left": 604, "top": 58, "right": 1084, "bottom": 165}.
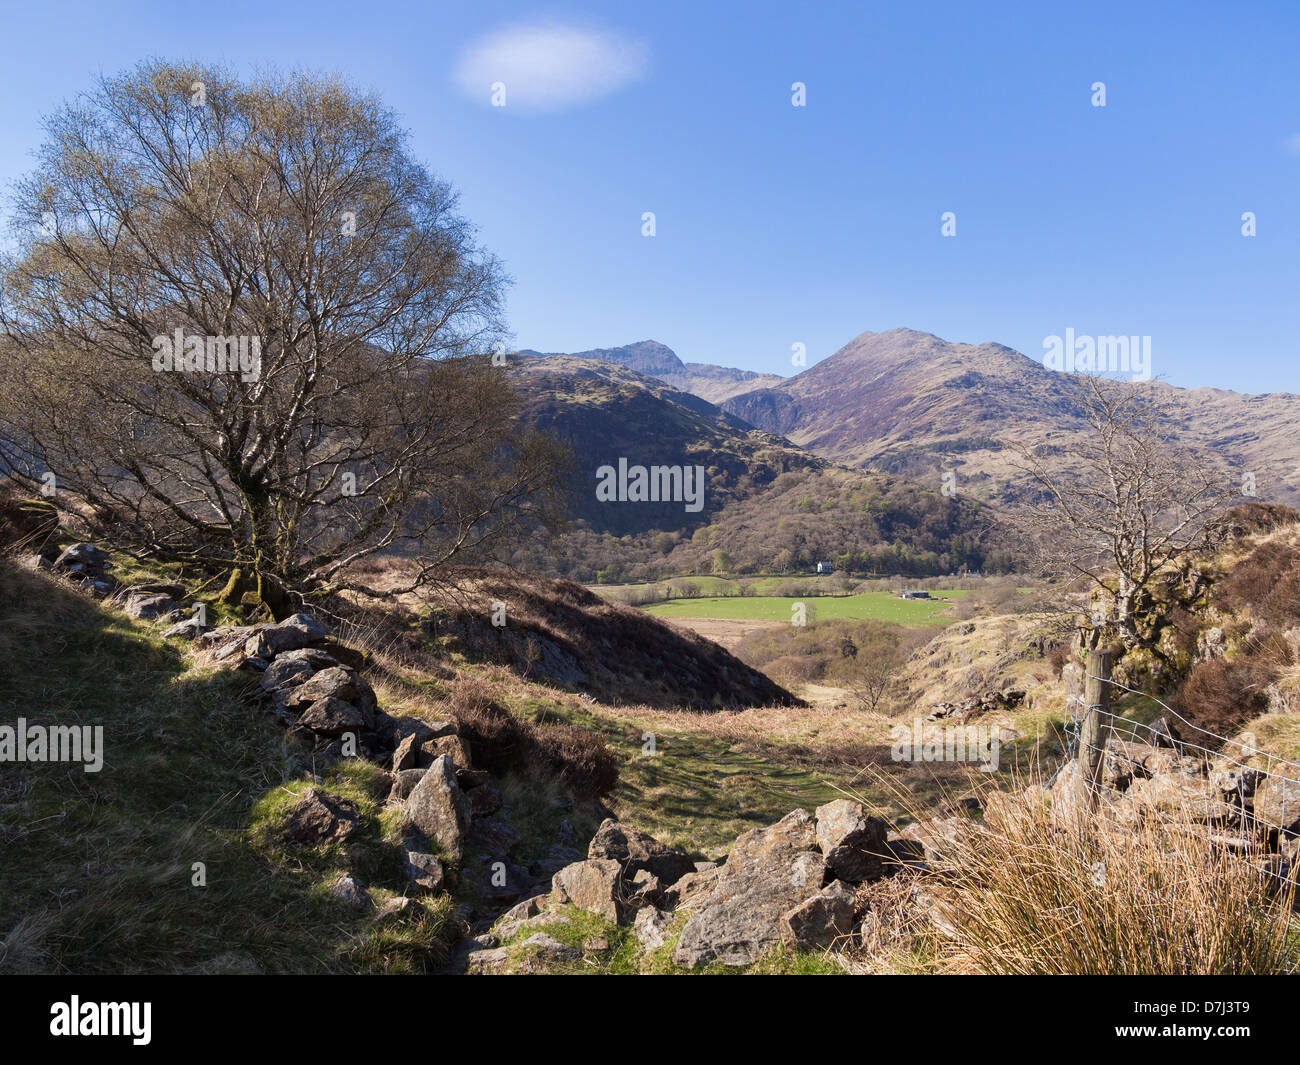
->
{"left": 0, "top": 562, "right": 451, "bottom": 974}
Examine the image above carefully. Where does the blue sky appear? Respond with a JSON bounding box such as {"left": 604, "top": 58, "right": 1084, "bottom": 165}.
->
{"left": 1, "top": 0, "right": 1297, "bottom": 392}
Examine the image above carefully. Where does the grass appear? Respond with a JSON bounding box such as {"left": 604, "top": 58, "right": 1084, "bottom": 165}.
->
{"left": 0, "top": 562, "right": 457, "bottom": 974}
{"left": 642, "top": 591, "right": 962, "bottom": 626}
{"left": 487, "top": 901, "right": 846, "bottom": 974}
{"left": 859, "top": 769, "right": 1300, "bottom": 975}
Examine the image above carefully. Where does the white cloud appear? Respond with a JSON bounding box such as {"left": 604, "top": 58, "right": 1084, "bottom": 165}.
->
{"left": 453, "top": 19, "right": 649, "bottom": 112}
{"left": 1284, "top": 133, "right": 1300, "bottom": 156}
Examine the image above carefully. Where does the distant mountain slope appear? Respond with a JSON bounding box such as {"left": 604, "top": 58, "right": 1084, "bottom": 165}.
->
{"left": 510, "top": 355, "right": 819, "bottom": 536}
{"left": 722, "top": 328, "right": 1300, "bottom": 505}
{"left": 517, "top": 340, "right": 782, "bottom": 404}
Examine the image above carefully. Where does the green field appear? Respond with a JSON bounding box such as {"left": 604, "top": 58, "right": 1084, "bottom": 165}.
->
{"left": 641, "top": 590, "right": 965, "bottom": 626}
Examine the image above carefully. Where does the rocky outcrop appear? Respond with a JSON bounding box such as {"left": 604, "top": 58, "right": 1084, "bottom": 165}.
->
{"left": 587, "top": 819, "right": 695, "bottom": 886}
{"left": 482, "top": 799, "right": 918, "bottom": 973}
{"left": 673, "top": 809, "right": 825, "bottom": 968}
{"left": 404, "top": 755, "right": 471, "bottom": 862}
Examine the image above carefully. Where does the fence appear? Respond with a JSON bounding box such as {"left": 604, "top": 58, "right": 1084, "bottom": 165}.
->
{"left": 1065, "top": 649, "right": 1300, "bottom": 887}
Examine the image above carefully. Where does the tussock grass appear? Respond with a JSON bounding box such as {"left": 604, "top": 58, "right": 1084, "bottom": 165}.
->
{"left": 866, "top": 770, "right": 1300, "bottom": 975}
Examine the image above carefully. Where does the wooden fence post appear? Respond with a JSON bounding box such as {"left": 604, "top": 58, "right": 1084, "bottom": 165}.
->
{"left": 1078, "top": 649, "right": 1114, "bottom": 810}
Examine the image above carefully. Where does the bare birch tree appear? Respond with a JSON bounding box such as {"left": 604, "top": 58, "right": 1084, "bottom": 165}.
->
{"left": 1010, "top": 374, "right": 1237, "bottom": 648}
{"left": 0, "top": 62, "right": 566, "bottom": 617}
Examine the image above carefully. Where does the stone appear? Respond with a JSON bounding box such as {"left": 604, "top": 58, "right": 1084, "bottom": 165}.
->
{"left": 329, "top": 873, "right": 369, "bottom": 910}
{"left": 1253, "top": 774, "right": 1300, "bottom": 836}
{"left": 404, "top": 755, "right": 471, "bottom": 861}
{"left": 406, "top": 850, "right": 445, "bottom": 892}
{"left": 283, "top": 788, "right": 359, "bottom": 846}
{"left": 465, "top": 946, "right": 510, "bottom": 974}
{"left": 161, "top": 617, "right": 208, "bottom": 640}
{"left": 388, "top": 768, "right": 427, "bottom": 802}
{"left": 54, "top": 543, "right": 108, "bottom": 572}
{"left": 480, "top": 859, "right": 532, "bottom": 904}
{"left": 284, "top": 667, "right": 377, "bottom": 724}
{"left": 500, "top": 895, "right": 545, "bottom": 922}
{"left": 393, "top": 717, "right": 457, "bottom": 743}
{"left": 628, "top": 869, "right": 664, "bottom": 908}
{"left": 123, "top": 592, "right": 180, "bottom": 620}
{"left": 259, "top": 647, "right": 338, "bottom": 692}
{"left": 551, "top": 859, "right": 626, "bottom": 923}
{"left": 392, "top": 733, "right": 423, "bottom": 773}
{"left": 469, "top": 815, "right": 521, "bottom": 856}
{"left": 1124, "top": 772, "right": 1236, "bottom": 824}
{"left": 298, "top": 696, "right": 367, "bottom": 736}
{"left": 664, "top": 865, "right": 722, "bottom": 911}
{"left": 673, "top": 809, "right": 824, "bottom": 968}
{"left": 814, "top": 799, "right": 889, "bottom": 883}
{"left": 518, "top": 933, "right": 580, "bottom": 964}
{"left": 428, "top": 733, "right": 472, "bottom": 770}
{"left": 633, "top": 906, "right": 673, "bottom": 950}
{"left": 781, "top": 879, "right": 857, "bottom": 951}
{"left": 587, "top": 818, "right": 696, "bottom": 886}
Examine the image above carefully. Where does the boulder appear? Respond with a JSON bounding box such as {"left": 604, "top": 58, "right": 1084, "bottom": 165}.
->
{"left": 406, "top": 850, "right": 445, "bottom": 892}
{"left": 283, "top": 667, "right": 377, "bottom": 723}
{"left": 781, "top": 879, "right": 857, "bottom": 951}
{"left": 392, "top": 733, "right": 423, "bottom": 773}
{"left": 1253, "top": 774, "right": 1300, "bottom": 836}
{"left": 404, "top": 755, "right": 471, "bottom": 861}
{"left": 673, "top": 809, "right": 824, "bottom": 968}
{"left": 428, "top": 734, "right": 472, "bottom": 770}
{"left": 587, "top": 818, "right": 696, "bottom": 886}
{"left": 1124, "top": 772, "right": 1236, "bottom": 824}
{"left": 54, "top": 543, "right": 108, "bottom": 572}
{"left": 388, "top": 768, "right": 428, "bottom": 802}
{"left": 161, "top": 617, "right": 208, "bottom": 640}
{"left": 297, "top": 696, "right": 367, "bottom": 736}
{"left": 123, "top": 592, "right": 181, "bottom": 620}
{"left": 814, "top": 799, "right": 889, "bottom": 883}
{"left": 329, "top": 873, "right": 369, "bottom": 910}
{"left": 283, "top": 788, "right": 359, "bottom": 846}
{"left": 633, "top": 906, "right": 673, "bottom": 950}
{"left": 551, "top": 858, "right": 626, "bottom": 923}
{"left": 259, "top": 648, "right": 338, "bottom": 692}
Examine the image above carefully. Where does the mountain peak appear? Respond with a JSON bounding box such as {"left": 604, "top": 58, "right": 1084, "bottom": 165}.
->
{"left": 522, "top": 339, "right": 684, "bottom": 376}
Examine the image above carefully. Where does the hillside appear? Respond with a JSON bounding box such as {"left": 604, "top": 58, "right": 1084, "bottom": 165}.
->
{"left": 721, "top": 328, "right": 1300, "bottom": 505}
{"left": 510, "top": 355, "right": 818, "bottom": 537}
{"left": 506, "top": 355, "right": 1007, "bottom": 582}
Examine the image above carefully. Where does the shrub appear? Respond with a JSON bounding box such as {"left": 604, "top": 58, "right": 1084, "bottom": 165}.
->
{"left": 1170, "top": 654, "right": 1278, "bottom": 745}
{"left": 1215, "top": 540, "right": 1300, "bottom": 627}
{"left": 448, "top": 677, "right": 619, "bottom": 800}
{"left": 535, "top": 723, "right": 619, "bottom": 800}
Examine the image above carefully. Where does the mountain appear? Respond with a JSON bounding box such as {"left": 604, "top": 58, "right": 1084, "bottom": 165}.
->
{"left": 517, "top": 340, "right": 783, "bottom": 404}
{"left": 510, "top": 355, "right": 819, "bottom": 537}
{"left": 506, "top": 354, "right": 1006, "bottom": 583}
{"left": 721, "top": 328, "right": 1300, "bottom": 505}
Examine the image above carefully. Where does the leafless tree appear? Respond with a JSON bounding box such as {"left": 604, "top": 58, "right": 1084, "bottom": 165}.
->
{"left": 1009, "top": 374, "right": 1238, "bottom": 648}
{"left": 0, "top": 62, "right": 567, "bottom": 617}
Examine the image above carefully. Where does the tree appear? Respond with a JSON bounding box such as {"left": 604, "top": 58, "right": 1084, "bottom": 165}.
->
{"left": 836, "top": 624, "right": 916, "bottom": 713}
{"left": 0, "top": 62, "right": 566, "bottom": 617}
{"left": 1010, "top": 375, "right": 1237, "bottom": 649}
